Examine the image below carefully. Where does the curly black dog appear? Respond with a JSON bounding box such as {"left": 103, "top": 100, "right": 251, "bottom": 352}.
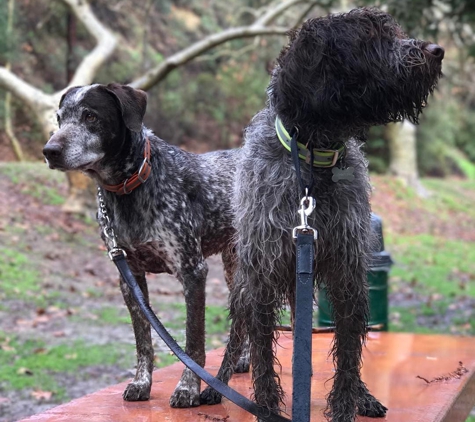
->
{"left": 42, "top": 83, "right": 249, "bottom": 408}
{"left": 201, "top": 7, "right": 443, "bottom": 422}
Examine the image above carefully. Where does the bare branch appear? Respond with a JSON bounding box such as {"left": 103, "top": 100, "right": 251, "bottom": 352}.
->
{"left": 195, "top": 41, "right": 260, "bottom": 63}
{"left": 129, "top": 0, "right": 321, "bottom": 91}
{"left": 0, "top": 67, "right": 54, "bottom": 110}
{"left": 291, "top": 2, "right": 324, "bottom": 29}
{"left": 62, "top": 0, "right": 118, "bottom": 87}
{"left": 130, "top": 26, "right": 288, "bottom": 91}
{"left": 253, "top": 0, "right": 318, "bottom": 27}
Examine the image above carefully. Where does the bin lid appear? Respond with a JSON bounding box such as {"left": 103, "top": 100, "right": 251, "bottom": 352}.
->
{"left": 370, "top": 213, "right": 385, "bottom": 252}
{"left": 370, "top": 250, "right": 393, "bottom": 268}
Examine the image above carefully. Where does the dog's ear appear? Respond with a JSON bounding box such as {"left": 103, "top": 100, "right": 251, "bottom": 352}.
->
{"left": 59, "top": 86, "right": 82, "bottom": 108}
{"left": 104, "top": 83, "right": 147, "bottom": 132}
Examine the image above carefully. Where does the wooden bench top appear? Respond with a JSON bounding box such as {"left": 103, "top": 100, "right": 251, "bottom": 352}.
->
{"left": 20, "top": 332, "right": 475, "bottom": 422}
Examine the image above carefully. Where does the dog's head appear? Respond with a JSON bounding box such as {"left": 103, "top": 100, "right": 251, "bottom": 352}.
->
{"left": 43, "top": 83, "right": 147, "bottom": 174}
{"left": 270, "top": 7, "right": 444, "bottom": 142}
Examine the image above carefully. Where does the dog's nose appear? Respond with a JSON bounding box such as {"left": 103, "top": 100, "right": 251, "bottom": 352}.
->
{"left": 43, "top": 142, "right": 63, "bottom": 160}
{"left": 424, "top": 43, "right": 445, "bottom": 61}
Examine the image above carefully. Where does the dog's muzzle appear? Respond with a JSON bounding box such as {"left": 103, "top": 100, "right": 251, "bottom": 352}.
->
{"left": 43, "top": 141, "right": 64, "bottom": 169}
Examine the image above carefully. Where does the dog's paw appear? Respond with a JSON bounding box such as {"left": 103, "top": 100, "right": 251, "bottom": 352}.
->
{"left": 234, "top": 356, "right": 250, "bottom": 373}
{"left": 200, "top": 386, "right": 223, "bottom": 405}
{"left": 357, "top": 394, "right": 387, "bottom": 417}
{"left": 122, "top": 381, "right": 151, "bottom": 401}
{"left": 169, "top": 384, "right": 200, "bottom": 408}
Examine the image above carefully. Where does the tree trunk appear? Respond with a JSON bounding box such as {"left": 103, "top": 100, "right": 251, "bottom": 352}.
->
{"left": 387, "top": 120, "right": 428, "bottom": 197}
{"left": 66, "top": 12, "right": 77, "bottom": 84}
{"left": 4, "top": 0, "right": 25, "bottom": 161}
{"left": 5, "top": 92, "right": 25, "bottom": 161}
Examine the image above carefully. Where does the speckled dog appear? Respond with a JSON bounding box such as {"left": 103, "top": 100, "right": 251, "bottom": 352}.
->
{"left": 200, "top": 8, "right": 444, "bottom": 422}
{"left": 43, "top": 83, "right": 247, "bottom": 408}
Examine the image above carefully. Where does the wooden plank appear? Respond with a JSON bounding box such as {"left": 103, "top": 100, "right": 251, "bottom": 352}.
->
{"left": 20, "top": 333, "right": 475, "bottom": 422}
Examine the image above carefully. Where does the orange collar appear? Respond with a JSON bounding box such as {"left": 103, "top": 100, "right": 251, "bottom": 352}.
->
{"left": 102, "top": 137, "right": 151, "bottom": 195}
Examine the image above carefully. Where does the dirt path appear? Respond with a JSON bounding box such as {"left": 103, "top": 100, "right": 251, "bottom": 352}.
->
{"left": 0, "top": 166, "right": 230, "bottom": 422}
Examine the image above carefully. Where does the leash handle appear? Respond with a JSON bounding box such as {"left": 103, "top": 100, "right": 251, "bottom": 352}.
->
{"left": 292, "top": 231, "right": 315, "bottom": 422}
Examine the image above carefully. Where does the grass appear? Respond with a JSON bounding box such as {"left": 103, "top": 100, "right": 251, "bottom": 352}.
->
{"left": 0, "top": 247, "right": 63, "bottom": 308}
{"left": 387, "top": 234, "right": 475, "bottom": 297}
{"left": 149, "top": 303, "right": 231, "bottom": 349}
{"left": 93, "top": 306, "right": 132, "bottom": 325}
{"left": 0, "top": 162, "right": 66, "bottom": 206}
{"left": 422, "top": 178, "right": 475, "bottom": 218}
{"left": 0, "top": 333, "right": 133, "bottom": 397}
{"left": 0, "top": 248, "right": 41, "bottom": 298}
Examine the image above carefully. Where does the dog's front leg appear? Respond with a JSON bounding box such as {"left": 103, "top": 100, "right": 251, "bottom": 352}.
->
{"left": 119, "top": 270, "right": 154, "bottom": 401}
{"left": 169, "top": 256, "right": 207, "bottom": 408}
{"left": 321, "top": 238, "right": 387, "bottom": 421}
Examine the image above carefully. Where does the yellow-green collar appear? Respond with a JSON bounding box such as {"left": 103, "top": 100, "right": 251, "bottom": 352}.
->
{"left": 275, "top": 116, "right": 344, "bottom": 168}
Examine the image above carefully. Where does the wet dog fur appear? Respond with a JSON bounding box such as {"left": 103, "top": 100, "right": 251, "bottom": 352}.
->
{"left": 43, "top": 83, "right": 249, "bottom": 408}
{"left": 200, "top": 7, "right": 443, "bottom": 422}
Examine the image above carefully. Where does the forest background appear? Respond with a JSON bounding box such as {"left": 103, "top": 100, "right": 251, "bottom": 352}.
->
{"left": 1, "top": 0, "right": 474, "bottom": 183}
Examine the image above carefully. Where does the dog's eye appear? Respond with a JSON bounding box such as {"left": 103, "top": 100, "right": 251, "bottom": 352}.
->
{"left": 56, "top": 114, "right": 61, "bottom": 126}
{"left": 85, "top": 113, "right": 97, "bottom": 123}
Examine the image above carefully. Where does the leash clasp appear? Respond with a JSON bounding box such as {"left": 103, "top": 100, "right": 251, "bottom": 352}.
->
{"left": 97, "top": 187, "right": 128, "bottom": 261}
{"left": 108, "top": 247, "right": 127, "bottom": 261}
{"left": 292, "top": 195, "right": 318, "bottom": 241}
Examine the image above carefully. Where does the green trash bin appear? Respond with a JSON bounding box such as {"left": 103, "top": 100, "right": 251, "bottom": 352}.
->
{"left": 317, "top": 213, "right": 393, "bottom": 331}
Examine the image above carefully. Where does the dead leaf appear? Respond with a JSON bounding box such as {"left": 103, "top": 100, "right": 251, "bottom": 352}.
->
{"left": 197, "top": 412, "right": 230, "bottom": 421}
{"left": 64, "top": 353, "right": 77, "bottom": 360}
{"left": 34, "top": 315, "right": 51, "bottom": 325}
{"left": 31, "top": 390, "right": 53, "bottom": 401}
{"left": 17, "top": 367, "right": 34, "bottom": 376}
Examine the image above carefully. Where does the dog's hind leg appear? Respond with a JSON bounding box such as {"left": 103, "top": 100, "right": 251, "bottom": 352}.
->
{"left": 169, "top": 254, "right": 207, "bottom": 408}
{"left": 120, "top": 271, "right": 154, "bottom": 401}
{"left": 222, "top": 246, "right": 250, "bottom": 374}
{"left": 199, "top": 280, "right": 248, "bottom": 405}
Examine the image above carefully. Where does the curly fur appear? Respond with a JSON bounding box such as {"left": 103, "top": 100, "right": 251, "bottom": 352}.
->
{"left": 201, "top": 7, "right": 443, "bottom": 422}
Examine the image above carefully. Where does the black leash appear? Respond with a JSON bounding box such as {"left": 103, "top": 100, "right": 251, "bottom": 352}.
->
{"left": 290, "top": 129, "right": 315, "bottom": 197}
{"left": 97, "top": 188, "right": 290, "bottom": 422}
{"left": 98, "top": 121, "right": 318, "bottom": 421}
{"left": 112, "top": 253, "right": 289, "bottom": 422}
{"left": 290, "top": 129, "right": 317, "bottom": 422}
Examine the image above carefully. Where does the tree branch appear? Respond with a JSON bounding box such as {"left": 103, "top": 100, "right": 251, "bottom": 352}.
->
{"left": 130, "top": 0, "right": 321, "bottom": 91}
{"left": 253, "top": 0, "right": 317, "bottom": 27}
{"left": 62, "top": 0, "right": 118, "bottom": 87}
{"left": 0, "top": 67, "right": 54, "bottom": 110}
{"left": 130, "top": 26, "right": 289, "bottom": 91}
{"left": 291, "top": 2, "right": 324, "bottom": 29}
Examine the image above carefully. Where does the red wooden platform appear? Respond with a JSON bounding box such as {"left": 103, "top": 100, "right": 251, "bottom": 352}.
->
{"left": 19, "top": 332, "right": 475, "bottom": 422}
